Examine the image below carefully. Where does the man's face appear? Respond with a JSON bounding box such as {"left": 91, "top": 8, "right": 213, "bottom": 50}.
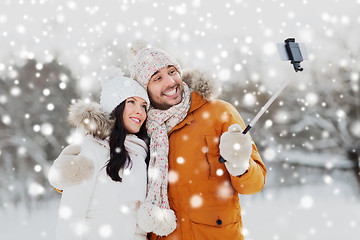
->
{"left": 147, "top": 65, "right": 183, "bottom": 110}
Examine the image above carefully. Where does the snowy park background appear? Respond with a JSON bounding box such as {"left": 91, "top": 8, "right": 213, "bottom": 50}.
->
{"left": 1, "top": 0, "right": 360, "bottom": 239}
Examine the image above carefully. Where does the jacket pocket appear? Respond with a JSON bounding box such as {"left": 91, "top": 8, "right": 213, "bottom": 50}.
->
{"left": 189, "top": 207, "right": 243, "bottom": 240}
{"left": 205, "top": 135, "right": 226, "bottom": 180}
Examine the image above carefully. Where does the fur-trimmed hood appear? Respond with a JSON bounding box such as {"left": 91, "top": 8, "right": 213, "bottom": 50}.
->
{"left": 67, "top": 100, "right": 114, "bottom": 140}
{"left": 182, "top": 68, "right": 220, "bottom": 101}
{"left": 67, "top": 69, "right": 220, "bottom": 139}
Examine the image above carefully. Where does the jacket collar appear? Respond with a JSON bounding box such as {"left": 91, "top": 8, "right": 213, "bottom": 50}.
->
{"left": 188, "top": 91, "right": 208, "bottom": 114}
{"left": 168, "top": 92, "right": 207, "bottom": 135}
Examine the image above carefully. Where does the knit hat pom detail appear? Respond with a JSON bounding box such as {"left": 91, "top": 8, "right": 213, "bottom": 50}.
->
{"left": 137, "top": 202, "right": 177, "bottom": 236}
{"left": 99, "top": 66, "right": 124, "bottom": 87}
{"left": 128, "top": 40, "right": 148, "bottom": 62}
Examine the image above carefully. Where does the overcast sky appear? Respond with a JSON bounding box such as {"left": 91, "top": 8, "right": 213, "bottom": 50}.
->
{"left": 0, "top": 0, "right": 359, "bottom": 91}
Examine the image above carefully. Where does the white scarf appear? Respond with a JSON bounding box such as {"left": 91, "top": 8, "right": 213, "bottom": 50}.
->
{"left": 137, "top": 83, "right": 191, "bottom": 236}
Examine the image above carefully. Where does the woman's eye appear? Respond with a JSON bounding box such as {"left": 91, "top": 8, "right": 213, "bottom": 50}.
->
{"left": 127, "top": 100, "right": 135, "bottom": 104}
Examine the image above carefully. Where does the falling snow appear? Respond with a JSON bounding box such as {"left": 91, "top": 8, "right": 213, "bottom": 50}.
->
{"left": 1, "top": 0, "right": 360, "bottom": 239}
{"left": 190, "top": 194, "right": 203, "bottom": 208}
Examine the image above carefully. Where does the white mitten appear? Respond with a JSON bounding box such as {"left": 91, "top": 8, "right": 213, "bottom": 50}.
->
{"left": 219, "top": 124, "right": 253, "bottom": 176}
{"left": 48, "top": 144, "right": 94, "bottom": 190}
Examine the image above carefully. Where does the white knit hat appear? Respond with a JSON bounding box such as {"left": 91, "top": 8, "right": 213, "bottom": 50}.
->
{"left": 128, "top": 47, "right": 182, "bottom": 89}
{"left": 99, "top": 66, "right": 150, "bottom": 114}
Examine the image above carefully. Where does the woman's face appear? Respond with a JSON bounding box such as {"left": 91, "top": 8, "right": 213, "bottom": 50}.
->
{"left": 122, "top": 96, "right": 147, "bottom": 134}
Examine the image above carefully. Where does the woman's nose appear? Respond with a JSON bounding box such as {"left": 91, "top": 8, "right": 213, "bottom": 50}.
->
{"left": 135, "top": 105, "right": 145, "bottom": 114}
{"left": 135, "top": 106, "right": 142, "bottom": 113}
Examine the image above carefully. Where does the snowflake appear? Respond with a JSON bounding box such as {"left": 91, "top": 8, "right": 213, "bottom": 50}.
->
{"left": 323, "top": 175, "right": 333, "bottom": 185}
{"left": 34, "top": 164, "right": 42, "bottom": 172}
{"left": 262, "top": 42, "right": 276, "bottom": 55}
{"left": 47, "top": 103, "right": 55, "bottom": 111}
{"left": 28, "top": 182, "right": 45, "bottom": 197}
{"left": 10, "top": 86, "right": 21, "bottom": 96}
{"left": 168, "top": 170, "right": 179, "bottom": 183}
{"left": 2, "top": 114, "right": 11, "bottom": 125}
{"left": 263, "top": 147, "right": 276, "bottom": 161}
{"left": 264, "top": 119, "right": 273, "bottom": 128}
{"left": 119, "top": 204, "right": 130, "bottom": 214}
{"left": 195, "top": 50, "right": 205, "bottom": 59}
{"left": 0, "top": 95, "right": 8, "bottom": 104}
{"left": 190, "top": 194, "right": 203, "bottom": 208}
{"left": 234, "top": 63, "right": 242, "bottom": 72}
{"left": 305, "top": 92, "right": 318, "bottom": 106}
{"left": 218, "top": 68, "right": 231, "bottom": 81}
{"left": 123, "top": 168, "right": 131, "bottom": 176}
{"left": 41, "top": 123, "right": 53, "bottom": 135}
{"left": 174, "top": 4, "right": 187, "bottom": 15}
{"left": 176, "top": 157, "right": 185, "bottom": 164}
{"left": 350, "top": 121, "right": 360, "bottom": 137}
{"left": 243, "top": 93, "right": 257, "bottom": 106}
{"left": 79, "top": 54, "right": 90, "bottom": 65}
{"left": 148, "top": 167, "right": 160, "bottom": 180}
{"left": 216, "top": 169, "right": 224, "bottom": 176}
{"left": 59, "top": 205, "right": 73, "bottom": 219}
{"left": 274, "top": 110, "right": 289, "bottom": 124}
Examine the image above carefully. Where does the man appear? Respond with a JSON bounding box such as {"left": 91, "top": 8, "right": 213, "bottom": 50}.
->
{"left": 128, "top": 47, "right": 267, "bottom": 240}
{"left": 53, "top": 47, "right": 266, "bottom": 240}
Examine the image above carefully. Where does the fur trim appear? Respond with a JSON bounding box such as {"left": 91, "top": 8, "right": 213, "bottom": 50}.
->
{"left": 67, "top": 100, "right": 114, "bottom": 139}
{"left": 182, "top": 69, "right": 221, "bottom": 101}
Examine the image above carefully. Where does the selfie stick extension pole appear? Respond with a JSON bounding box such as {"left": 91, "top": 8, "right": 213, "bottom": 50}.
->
{"left": 218, "top": 78, "right": 291, "bottom": 164}
{"left": 242, "top": 77, "right": 291, "bottom": 134}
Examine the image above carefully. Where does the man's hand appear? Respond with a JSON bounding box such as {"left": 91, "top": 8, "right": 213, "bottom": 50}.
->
{"left": 219, "top": 124, "right": 252, "bottom": 176}
{"left": 48, "top": 144, "right": 94, "bottom": 190}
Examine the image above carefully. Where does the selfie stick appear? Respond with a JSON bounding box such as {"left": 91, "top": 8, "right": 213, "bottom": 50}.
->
{"left": 219, "top": 38, "right": 307, "bottom": 164}
{"left": 241, "top": 77, "right": 291, "bottom": 134}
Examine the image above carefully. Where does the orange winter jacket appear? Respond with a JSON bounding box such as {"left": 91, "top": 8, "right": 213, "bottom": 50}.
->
{"left": 149, "top": 92, "right": 267, "bottom": 240}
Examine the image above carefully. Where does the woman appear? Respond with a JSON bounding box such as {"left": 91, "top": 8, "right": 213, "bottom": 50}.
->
{"left": 48, "top": 67, "right": 150, "bottom": 240}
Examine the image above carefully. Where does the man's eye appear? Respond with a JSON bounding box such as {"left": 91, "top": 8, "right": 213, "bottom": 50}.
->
{"left": 151, "top": 76, "right": 160, "bottom": 82}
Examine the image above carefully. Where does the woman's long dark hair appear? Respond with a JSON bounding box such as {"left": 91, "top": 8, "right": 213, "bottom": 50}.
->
{"left": 106, "top": 101, "right": 149, "bottom": 182}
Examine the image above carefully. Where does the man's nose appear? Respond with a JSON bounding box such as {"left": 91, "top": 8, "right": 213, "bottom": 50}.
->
{"left": 164, "top": 74, "right": 176, "bottom": 85}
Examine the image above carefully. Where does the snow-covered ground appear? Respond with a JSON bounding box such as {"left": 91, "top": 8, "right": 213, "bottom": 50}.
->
{"left": 1, "top": 182, "right": 359, "bottom": 240}
{"left": 241, "top": 183, "right": 360, "bottom": 240}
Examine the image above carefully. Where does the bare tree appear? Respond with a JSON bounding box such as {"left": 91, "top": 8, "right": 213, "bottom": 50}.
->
{"left": 0, "top": 60, "right": 79, "bottom": 208}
